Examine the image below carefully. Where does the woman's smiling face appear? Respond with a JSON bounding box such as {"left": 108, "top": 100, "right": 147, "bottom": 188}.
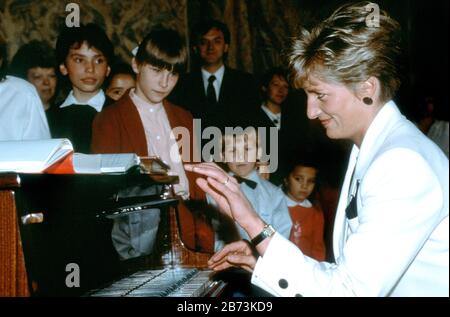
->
{"left": 303, "top": 75, "right": 371, "bottom": 145}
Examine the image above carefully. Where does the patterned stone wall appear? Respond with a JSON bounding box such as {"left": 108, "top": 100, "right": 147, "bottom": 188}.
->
{"left": 0, "top": 0, "right": 309, "bottom": 74}
{"left": 1, "top": 0, "right": 448, "bottom": 104}
{"left": 188, "top": 0, "right": 306, "bottom": 75}
{"left": 185, "top": 0, "right": 417, "bottom": 76}
{"left": 0, "top": 0, "right": 188, "bottom": 64}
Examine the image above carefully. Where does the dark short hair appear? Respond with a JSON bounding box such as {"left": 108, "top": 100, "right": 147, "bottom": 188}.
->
{"left": 284, "top": 149, "right": 321, "bottom": 179}
{"left": 110, "top": 61, "right": 135, "bottom": 77}
{"left": 260, "top": 67, "right": 288, "bottom": 89}
{"left": 135, "top": 27, "right": 187, "bottom": 74}
{"left": 9, "top": 40, "right": 56, "bottom": 79}
{"left": 105, "top": 60, "right": 135, "bottom": 88}
{"left": 55, "top": 23, "right": 114, "bottom": 66}
{"left": 282, "top": 149, "right": 321, "bottom": 199}
{"left": 192, "top": 19, "right": 231, "bottom": 45}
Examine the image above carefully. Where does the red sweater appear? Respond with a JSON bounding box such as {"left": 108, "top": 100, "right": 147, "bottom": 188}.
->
{"left": 91, "top": 95, "right": 213, "bottom": 252}
{"left": 289, "top": 204, "right": 326, "bottom": 261}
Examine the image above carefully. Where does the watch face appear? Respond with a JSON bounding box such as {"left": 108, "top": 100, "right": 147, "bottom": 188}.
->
{"left": 264, "top": 225, "right": 275, "bottom": 237}
{"left": 252, "top": 224, "right": 276, "bottom": 246}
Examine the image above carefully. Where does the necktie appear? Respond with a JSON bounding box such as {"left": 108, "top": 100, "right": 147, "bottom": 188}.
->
{"left": 235, "top": 175, "right": 258, "bottom": 189}
{"left": 206, "top": 75, "right": 217, "bottom": 105}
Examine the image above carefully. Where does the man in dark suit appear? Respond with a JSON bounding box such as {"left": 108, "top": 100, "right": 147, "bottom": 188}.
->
{"left": 169, "top": 19, "right": 260, "bottom": 148}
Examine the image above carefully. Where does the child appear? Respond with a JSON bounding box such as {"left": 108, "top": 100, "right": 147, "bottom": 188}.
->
{"left": 48, "top": 23, "right": 114, "bottom": 153}
{"left": 91, "top": 27, "right": 214, "bottom": 259}
{"left": 255, "top": 67, "right": 289, "bottom": 185}
{"left": 283, "top": 155, "right": 326, "bottom": 261}
{"left": 105, "top": 61, "right": 136, "bottom": 101}
{"left": 211, "top": 128, "right": 292, "bottom": 251}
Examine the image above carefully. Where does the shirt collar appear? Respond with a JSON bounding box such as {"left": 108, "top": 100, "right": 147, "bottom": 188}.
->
{"left": 227, "top": 170, "right": 260, "bottom": 191}
{"left": 261, "top": 104, "right": 281, "bottom": 128}
{"left": 60, "top": 90, "right": 105, "bottom": 112}
{"left": 261, "top": 104, "right": 281, "bottom": 119}
{"left": 201, "top": 65, "right": 225, "bottom": 88}
{"left": 245, "top": 169, "right": 259, "bottom": 182}
{"left": 129, "top": 88, "right": 163, "bottom": 113}
{"left": 229, "top": 169, "right": 259, "bottom": 182}
{"left": 285, "top": 195, "right": 312, "bottom": 208}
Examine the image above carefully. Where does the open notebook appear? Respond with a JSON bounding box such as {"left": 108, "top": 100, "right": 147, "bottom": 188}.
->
{"left": 0, "top": 139, "right": 141, "bottom": 174}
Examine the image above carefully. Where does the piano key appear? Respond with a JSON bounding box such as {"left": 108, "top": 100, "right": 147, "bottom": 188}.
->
{"left": 88, "top": 267, "right": 219, "bottom": 297}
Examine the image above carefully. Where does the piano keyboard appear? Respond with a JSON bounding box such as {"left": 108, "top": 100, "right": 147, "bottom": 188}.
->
{"left": 86, "top": 268, "right": 224, "bottom": 297}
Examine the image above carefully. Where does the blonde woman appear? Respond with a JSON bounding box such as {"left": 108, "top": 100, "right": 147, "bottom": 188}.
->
{"left": 186, "top": 2, "right": 449, "bottom": 296}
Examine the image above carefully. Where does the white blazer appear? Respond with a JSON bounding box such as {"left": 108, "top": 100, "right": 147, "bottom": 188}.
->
{"left": 0, "top": 76, "right": 50, "bottom": 141}
{"left": 251, "top": 101, "right": 449, "bottom": 296}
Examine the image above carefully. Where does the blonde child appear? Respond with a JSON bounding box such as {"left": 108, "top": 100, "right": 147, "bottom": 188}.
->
{"left": 210, "top": 128, "right": 292, "bottom": 251}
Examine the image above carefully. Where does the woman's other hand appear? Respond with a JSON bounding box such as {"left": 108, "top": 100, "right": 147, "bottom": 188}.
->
{"left": 208, "top": 240, "right": 257, "bottom": 273}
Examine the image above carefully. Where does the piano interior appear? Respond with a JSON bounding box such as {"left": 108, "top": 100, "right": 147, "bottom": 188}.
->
{"left": 87, "top": 268, "right": 224, "bottom": 297}
{"left": 0, "top": 171, "right": 227, "bottom": 297}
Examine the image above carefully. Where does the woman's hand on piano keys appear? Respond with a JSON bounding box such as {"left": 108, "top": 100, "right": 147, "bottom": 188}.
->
{"left": 208, "top": 240, "right": 256, "bottom": 273}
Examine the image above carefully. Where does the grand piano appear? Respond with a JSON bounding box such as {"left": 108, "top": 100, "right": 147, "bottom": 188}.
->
{"left": 0, "top": 169, "right": 226, "bottom": 297}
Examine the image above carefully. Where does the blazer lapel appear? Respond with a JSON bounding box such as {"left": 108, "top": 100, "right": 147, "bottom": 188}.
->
{"left": 188, "top": 71, "right": 207, "bottom": 115}
{"left": 218, "top": 67, "right": 231, "bottom": 104}
{"left": 261, "top": 108, "right": 278, "bottom": 128}
{"left": 118, "top": 94, "right": 148, "bottom": 156}
{"left": 333, "top": 146, "right": 359, "bottom": 260}
{"left": 332, "top": 101, "right": 403, "bottom": 261}
{"left": 196, "top": 71, "right": 207, "bottom": 100}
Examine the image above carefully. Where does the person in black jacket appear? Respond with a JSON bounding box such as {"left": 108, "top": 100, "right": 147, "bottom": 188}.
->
{"left": 250, "top": 67, "right": 311, "bottom": 185}
{"left": 169, "top": 19, "right": 260, "bottom": 160}
{"left": 47, "top": 23, "right": 114, "bottom": 153}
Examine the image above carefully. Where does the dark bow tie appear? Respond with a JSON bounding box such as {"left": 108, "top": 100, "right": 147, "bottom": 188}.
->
{"left": 234, "top": 175, "right": 258, "bottom": 189}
